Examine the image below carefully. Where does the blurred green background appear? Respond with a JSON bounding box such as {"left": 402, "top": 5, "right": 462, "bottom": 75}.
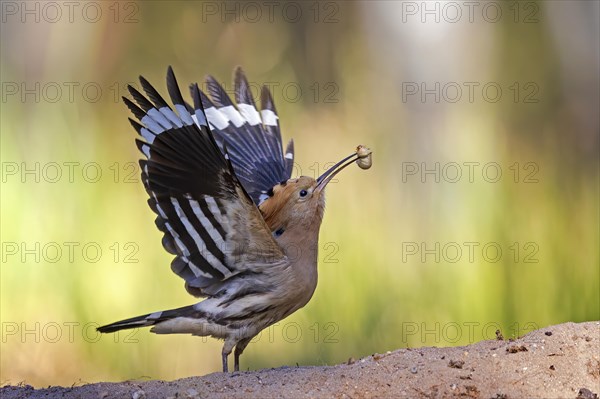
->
{"left": 1, "top": 0, "right": 598, "bottom": 387}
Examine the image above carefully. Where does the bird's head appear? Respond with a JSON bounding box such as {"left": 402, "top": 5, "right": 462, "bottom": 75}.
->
{"left": 259, "top": 145, "right": 372, "bottom": 237}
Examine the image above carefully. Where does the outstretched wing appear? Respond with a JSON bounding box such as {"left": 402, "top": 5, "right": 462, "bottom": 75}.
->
{"left": 124, "top": 67, "right": 287, "bottom": 297}
{"left": 200, "top": 67, "right": 294, "bottom": 205}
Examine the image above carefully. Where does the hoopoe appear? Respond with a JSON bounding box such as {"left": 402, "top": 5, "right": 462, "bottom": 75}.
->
{"left": 98, "top": 66, "right": 372, "bottom": 372}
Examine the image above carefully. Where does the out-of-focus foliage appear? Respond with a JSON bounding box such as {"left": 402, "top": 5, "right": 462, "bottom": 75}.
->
{"left": 1, "top": 1, "right": 598, "bottom": 386}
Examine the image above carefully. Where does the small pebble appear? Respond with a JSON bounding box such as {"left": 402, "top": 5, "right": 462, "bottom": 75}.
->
{"left": 132, "top": 390, "right": 146, "bottom": 399}
{"left": 577, "top": 388, "right": 599, "bottom": 399}
{"left": 448, "top": 360, "right": 465, "bottom": 369}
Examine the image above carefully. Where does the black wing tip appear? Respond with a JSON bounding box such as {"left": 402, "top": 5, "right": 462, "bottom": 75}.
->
{"left": 234, "top": 66, "right": 256, "bottom": 106}
{"left": 205, "top": 74, "right": 235, "bottom": 107}
{"left": 261, "top": 84, "right": 277, "bottom": 112}
{"left": 199, "top": 86, "right": 215, "bottom": 108}
{"left": 127, "top": 83, "right": 140, "bottom": 97}
{"left": 234, "top": 66, "right": 246, "bottom": 81}
{"left": 166, "top": 65, "right": 178, "bottom": 85}
{"left": 135, "top": 138, "right": 149, "bottom": 154}
{"left": 190, "top": 83, "right": 200, "bottom": 105}
{"left": 128, "top": 117, "right": 143, "bottom": 132}
{"left": 166, "top": 66, "right": 176, "bottom": 86}
{"left": 190, "top": 82, "right": 208, "bottom": 112}
{"left": 128, "top": 84, "right": 155, "bottom": 112}
{"left": 204, "top": 74, "right": 220, "bottom": 92}
{"left": 123, "top": 96, "right": 146, "bottom": 120}
{"left": 205, "top": 74, "right": 218, "bottom": 84}
{"left": 139, "top": 74, "right": 169, "bottom": 109}
{"left": 166, "top": 65, "right": 186, "bottom": 106}
{"left": 138, "top": 75, "right": 157, "bottom": 99}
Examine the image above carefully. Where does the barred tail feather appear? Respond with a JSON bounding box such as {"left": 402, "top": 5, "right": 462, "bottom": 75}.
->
{"left": 97, "top": 305, "right": 196, "bottom": 333}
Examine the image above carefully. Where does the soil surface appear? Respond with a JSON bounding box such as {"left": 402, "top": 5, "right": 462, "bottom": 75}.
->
{"left": 2, "top": 321, "right": 599, "bottom": 399}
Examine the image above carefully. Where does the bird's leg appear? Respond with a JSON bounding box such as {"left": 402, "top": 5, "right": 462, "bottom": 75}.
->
{"left": 222, "top": 352, "right": 228, "bottom": 373}
{"left": 222, "top": 340, "right": 235, "bottom": 373}
{"left": 221, "top": 352, "right": 229, "bottom": 373}
{"left": 234, "top": 337, "right": 253, "bottom": 372}
{"left": 223, "top": 336, "right": 252, "bottom": 372}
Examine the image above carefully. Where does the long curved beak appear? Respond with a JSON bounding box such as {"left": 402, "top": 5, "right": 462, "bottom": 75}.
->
{"left": 315, "top": 146, "right": 372, "bottom": 193}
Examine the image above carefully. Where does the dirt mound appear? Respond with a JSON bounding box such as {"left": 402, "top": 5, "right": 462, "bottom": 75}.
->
{"left": 2, "top": 321, "right": 599, "bottom": 399}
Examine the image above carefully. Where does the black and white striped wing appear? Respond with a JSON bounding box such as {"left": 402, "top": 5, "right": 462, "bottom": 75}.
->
{"left": 200, "top": 67, "right": 294, "bottom": 205}
{"left": 124, "top": 67, "right": 288, "bottom": 297}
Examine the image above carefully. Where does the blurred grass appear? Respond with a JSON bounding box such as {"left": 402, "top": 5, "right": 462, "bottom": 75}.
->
{"left": 1, "top": 0, "right": 598, "bottom": 386}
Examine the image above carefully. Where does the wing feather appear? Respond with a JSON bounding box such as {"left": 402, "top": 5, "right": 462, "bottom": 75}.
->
{"left": 194, "top": 68, "right": 293, "bottom": 205}
{"left": 125, "top": 67, "right": 288, "bottom": 297}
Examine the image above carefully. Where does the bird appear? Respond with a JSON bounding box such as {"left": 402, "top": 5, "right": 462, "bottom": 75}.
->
{"left": 97, "top": 66, "right": 372, "bottom": 372}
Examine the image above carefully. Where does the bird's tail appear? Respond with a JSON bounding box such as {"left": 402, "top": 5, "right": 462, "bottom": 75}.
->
{"left": 97, "top": 305, "right": 196, "bottom": 333}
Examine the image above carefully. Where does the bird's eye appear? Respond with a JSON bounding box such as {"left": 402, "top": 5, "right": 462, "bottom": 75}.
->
{"left": 299, "top": 189, "right": 308, "bottom": 197}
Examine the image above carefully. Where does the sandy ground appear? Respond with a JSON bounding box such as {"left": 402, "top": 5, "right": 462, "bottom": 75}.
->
{"left": 2, "top": 321, "right": 599, "bottom": 399}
